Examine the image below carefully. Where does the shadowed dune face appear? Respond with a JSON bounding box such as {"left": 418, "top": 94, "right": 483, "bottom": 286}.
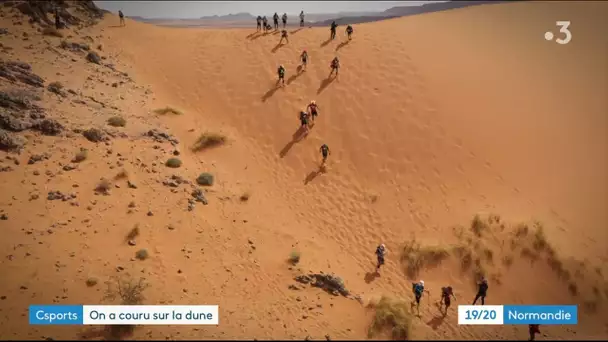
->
{"left": 1, "top": 0, "right": 607, "bottom": 340}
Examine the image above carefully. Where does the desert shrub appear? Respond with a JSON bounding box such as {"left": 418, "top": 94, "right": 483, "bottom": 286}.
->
{"left": 114, "top": 169, "right": 128, "bottom": 180}
{"left": 196, "top": 172, "right": 214, "bottom": 186}
{"left": 107, "top": 116, "right": 126, "bottom": 127}
{"left": 72, "top": 148, "right": 88, "bottom": 162}
{"left": 368, "top": 296, "right": 413, "bottom": 340}
{"left": 95, "top": 178, "right": 112, "bottom": 194}
{"left": 400, "top": 240, "right": 450, "bottom": 278}
{"left": 289, "top": 250, "right": 301, "bottom": 265}
{"left": 165, "top": 158, "right": 182, "bottom": 168}
{"left": 135, "top": 249, "right": 149, "bottom": 260}
{"left": 154, "top": 106, "right": 182, "bottom": 115}
{"left": 47, "top": 81, "right": 64, "bottom": 94}
{"left": 191, "top": 132, "right": 227, "bottom": 152}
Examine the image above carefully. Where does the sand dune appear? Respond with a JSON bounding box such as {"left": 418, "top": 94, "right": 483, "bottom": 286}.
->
{"left": 1, "top": 1, "right": 607, "bottom": 340}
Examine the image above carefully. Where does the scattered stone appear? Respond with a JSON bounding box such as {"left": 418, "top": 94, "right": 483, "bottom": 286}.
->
{"left": 187, "top": 199, "right": 195, "bottom": 211}
{"left": 85, "top": 277, "right": 98, "bottom": 287}
{"left": 47, "top": 81, "right": 66, "bottom": 97}
{"left": 0, "top": 213, "right": 8, "bottom": 220}
{"left": 47, "top": 191, "right": 76, "bottom": 201}
{"left": 0, "top": 60, "right": 44, "bottom": 87}
{"left": 0, "top": 28, "right": 7, "bottom": 35}
{"left": 62, "top": 164, "right": 76, "bottom": 171}
{"left": 0, "top": 165, "right": 13, "bottom": 172}
{"left": 147, "top": 211, "right": 153, "bottom": 216}
{"left": 191, "top": 188, "right": 208, "bottom": 205}
{"left": 34, "top": 119, "right": 63, "bottom": 136}
{"left": 33, "top": 170, "right": 39, "bottom": 175}
{"left": 128, "top": 239, "right": 136, "bottom": 246}
{"left": 82, "top": 127, "right": 106, "bottom": 142}
{"left": 127, "top": 180, "right": 137, "bottom": 189}
{"left": 128, "top": 201, "right": 136, "bottom": 208}
{"left": 0, "top": 111, "right": 35, "bottom": 132}
{"left": 288, "top": 284, "right": 299, "bottom": 290}
{"left": 28, "top": 153, "right": 50, "bottom": 165}
{"left": 85, "top": 51, "right": 101, "bottom": 64}
{"left": 173, "top": 150, "right": 180, "bottom": 156}
{"left": 294, "top": 273, "right": 349, "bottom": 297}
{"left": 145, "top": 129, "right": 179, "bottom": 145}
{"left": 0, "top": 129, "right": 26, "bottom": 151}
{"left": 60, "top": 40, "right": 90, "bottom": 53}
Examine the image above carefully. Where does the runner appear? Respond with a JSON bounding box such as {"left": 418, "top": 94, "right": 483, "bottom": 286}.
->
{"left": 529, "top": 324, "right": 541, "bottom": 341}
{"left": 330, "top": 56, "right": 340, "bottom": 77}
{"left": 299, "top": 11, "right": 305, "bottom": 27}
{"left": 262, "top": 16, "right": 268, "bottom": 32}
{"left": 277, "top": 65, "right": 286, "bottom": 86}
{"left": 412, "top": 280, "right": 430, "bottom": 315}
{"left": 282, "top": 13, "right": 288, "bottom": 28}
{"left": 472, "top": 276, "right": 489, "bottom": 305}
{"left": 300, "top": 110, "right": 310, "bottom": 132}
{"left": 119, "top": 10, "right": 125, "bottom": 27}
{"left": 307, "top": 100, "right": 320, "bottom": 122}
{"left": 330, "top": 21, "right": 337, "bottom": 40}
{"left": 439, "top": 286, "right": 456, "bottom": 316}
{"left": 256, "top": 16, "right": 262, "bottom": 31}
{"left": 346, "top": 25, "right": 353, "bottom": 40}
{"left": 320, "top": 144, "right": 331, "bottom": 164}
{"left": 300, "top": 50, "right": 309, "bottom": 71}
{"left": 375, "top": 243, "right": 387, "bottom": 273}
{"left": 273, "top": 12, "right": 279, "bottom": 30}
{"left": 279, "top": 29, "right": 289, "bottom": 44}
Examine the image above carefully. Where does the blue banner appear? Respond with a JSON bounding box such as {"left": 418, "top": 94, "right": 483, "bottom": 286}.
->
{"left": 29, "top": 305, "right": 84, "bottom": 325}
{"left": 503, "top": 305, "right": 577, "bottom": 325}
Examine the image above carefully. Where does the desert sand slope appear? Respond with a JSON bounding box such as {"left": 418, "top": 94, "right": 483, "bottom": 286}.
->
{"left": 0, "top": 0, "right": 607, "bottom": 341}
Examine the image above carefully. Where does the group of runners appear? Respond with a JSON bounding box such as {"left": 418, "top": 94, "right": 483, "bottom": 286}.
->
{"left": 263, "top": 16, "right": 353, "bottom": 166}
{"left": 374, "top": 246, "right": 541, "bottom": 340}
{"left": 256, "top": 11, "right": 306, "bottom": 32}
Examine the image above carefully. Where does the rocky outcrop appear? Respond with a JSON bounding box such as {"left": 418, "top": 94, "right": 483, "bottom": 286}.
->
{"left": 294, "top": 273, "right": 350, "bottom": 297}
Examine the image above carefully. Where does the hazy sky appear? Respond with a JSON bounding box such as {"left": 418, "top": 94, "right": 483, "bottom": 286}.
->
{"left": 94, "top": 1, "right": 447, "bottom": 19}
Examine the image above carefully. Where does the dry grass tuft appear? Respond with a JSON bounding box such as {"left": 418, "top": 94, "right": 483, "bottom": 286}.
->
{"left": 288, "top": 250, "right": 301, "bottom": 265}
{"left": 72, "top": 148, "right": 88, "bottom": 163}
{"left": 126, "top": 224, "right": 140, "bottom": 241}
{"left": 154, "top": 106, "right": 182, "bottom": 115}
{"left": 400, "top": 240, "right": 450, "bottom": 279}
{"left": 95, "top": 178, "right": 112, "bottom": 195}
{"left": 165, "top": 158, "right": 182, "bottom": 168}
{"left": 107, "top": 116, "right": 126, "bottom": 127}
{"left": 368, "top": 296, "right": 413, "bottom": 340}
{"left": 471, "top": 214, "right": 489, "bottom": 237}
{"left": 114, "top": 169, "right": 129, "bottom": 180}
{"left": 191, "top": 132, "right": 227, "bottom": 152}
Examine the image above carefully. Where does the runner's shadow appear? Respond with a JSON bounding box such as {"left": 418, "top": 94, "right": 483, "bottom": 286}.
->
{"left": 261, "top": 81, "right": 282, "bottom": 102}
{"left": 364, "top": 271, "right": 379, "bottom": 284}
{"left": 320, "top": 37, "right": 332, "bottom": 47}
{"left": 336, "top": 40, "right": 350, "bottom": 51}
{"left": 287, "top": 69, "right": 304, "bottom": 85}
{"left": 304, "top": 165, "right": 326, "bottom": 185}
{"left": 290, "top": 28, "right": 303, "bottom": 34}
{"left": 426, "top": 316, "right": 445, "bottom": 330}
{"left": 271, "top": 42, "right": 285, "bottom": 53}
{"left": 279, "top": 126, "right": 307, "bottom": 158}
{"left": 317, "top": 74, "right": 336, "bottom": 94}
